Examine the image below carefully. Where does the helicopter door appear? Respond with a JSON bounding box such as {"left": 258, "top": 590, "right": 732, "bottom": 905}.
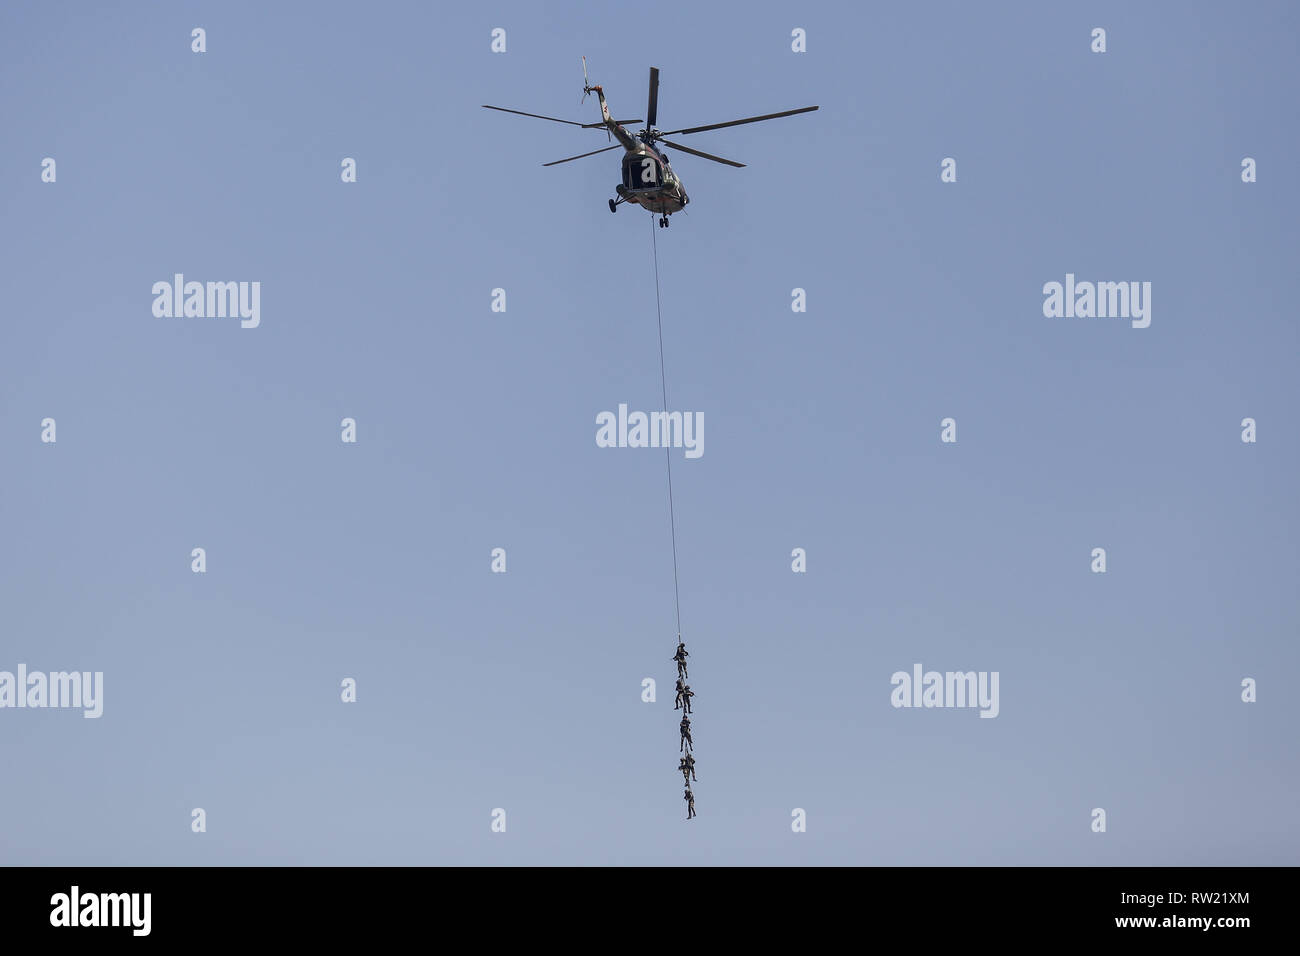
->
{"left": 623, "top": 155, "right": 661, "bottom": 189}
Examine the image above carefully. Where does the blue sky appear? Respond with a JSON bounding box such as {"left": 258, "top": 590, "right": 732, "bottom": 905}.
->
{"left": 1, "top": 1, "right": 1296, "bottom": 865}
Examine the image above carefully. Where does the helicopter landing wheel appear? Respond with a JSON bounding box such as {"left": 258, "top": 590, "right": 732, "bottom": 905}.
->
{"left": 609, "top": 199, "right": 617, "bottom": 214}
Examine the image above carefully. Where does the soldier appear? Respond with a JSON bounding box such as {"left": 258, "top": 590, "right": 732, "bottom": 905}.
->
{"left": 674, "top": 678, "right": 686, "bottom": 711}
{"left": 672, "top": 641, "right": 689, "bottom": 680}
{"left": 680, "top": 684, "right": 694, "bottom": 714}
{"left": 679, "top": 715, "right": 693, "bottom": 752}
{"left": 678, "top": 756, "right": 691, "bottom": 785}
{"left": 684, "top": 752, "right": 697, "bottom": 782}
{"left": 685, "top": 788, "right": 696, "bottom": 820}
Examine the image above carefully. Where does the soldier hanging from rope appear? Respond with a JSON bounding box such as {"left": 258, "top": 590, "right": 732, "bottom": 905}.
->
{"left": 679, "top": 683, "right": 693, "bottom": 714}
{"left": 673, "top": 640, "right": 689, "bottom": 680}
{"left": 674, "top": 677, "right": 686, "bottom": 710}
{"left": 679, "top": 714, "right": 693, "bottom": 752}
{"left": 678, "top": 752, "right": 696, "bottom": 784}
{"left": 684, "top": 787, "right": 696, "bottom": 820}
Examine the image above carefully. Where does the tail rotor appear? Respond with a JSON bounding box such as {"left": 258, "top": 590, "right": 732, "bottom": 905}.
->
{"left": 582, "top": 56, "right": 610, "bottom": 141}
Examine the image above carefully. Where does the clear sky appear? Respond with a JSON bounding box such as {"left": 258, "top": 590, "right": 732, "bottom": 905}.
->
{"left": 2, "top": 0, "right": 1296, "bottom": 865}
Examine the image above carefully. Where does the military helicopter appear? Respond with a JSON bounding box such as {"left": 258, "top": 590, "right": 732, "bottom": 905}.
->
{"left": 482, "top": 59, "right": 818, "bottom": 227}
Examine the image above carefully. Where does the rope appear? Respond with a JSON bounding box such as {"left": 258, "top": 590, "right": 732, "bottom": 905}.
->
{"left": 650, "top": 215, "right": 682, "bottom": 642}
{"left": 651, "top": 213, "right": 695, "bottom": 821}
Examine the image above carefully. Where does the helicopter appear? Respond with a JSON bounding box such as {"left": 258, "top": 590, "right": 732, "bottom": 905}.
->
{"left": 482, "top": 59, "right": 818, "bottom": 227}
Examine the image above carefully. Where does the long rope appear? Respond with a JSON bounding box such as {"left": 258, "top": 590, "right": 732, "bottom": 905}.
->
{"left": 650, "top": 215, "right": 682, "bottom": 641}
{"left": 652, "top": 214, "right": 696, "bottom": 821}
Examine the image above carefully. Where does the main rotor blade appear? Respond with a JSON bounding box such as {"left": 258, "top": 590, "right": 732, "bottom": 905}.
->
{"left": 662, "top": 105, "right": 819, "bottom": 136}
{"left": 580, "top": 119, "right": 642, "bottom": 128}
{"left": 542, "top": 145, "right": 622, "bottom": 167}
{"left": 660, "top": 140, "right": 745, "bottom": 168}
{"left": 482, "top": 105, "right": 586, "bottom": 127}
{"left": 646, "top": 67, "right": 660, "bottom": 129}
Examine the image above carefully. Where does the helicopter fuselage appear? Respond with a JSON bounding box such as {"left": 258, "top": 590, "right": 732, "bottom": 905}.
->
{"left": 593, "top": 86, "right": 689, "bottom": 215}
